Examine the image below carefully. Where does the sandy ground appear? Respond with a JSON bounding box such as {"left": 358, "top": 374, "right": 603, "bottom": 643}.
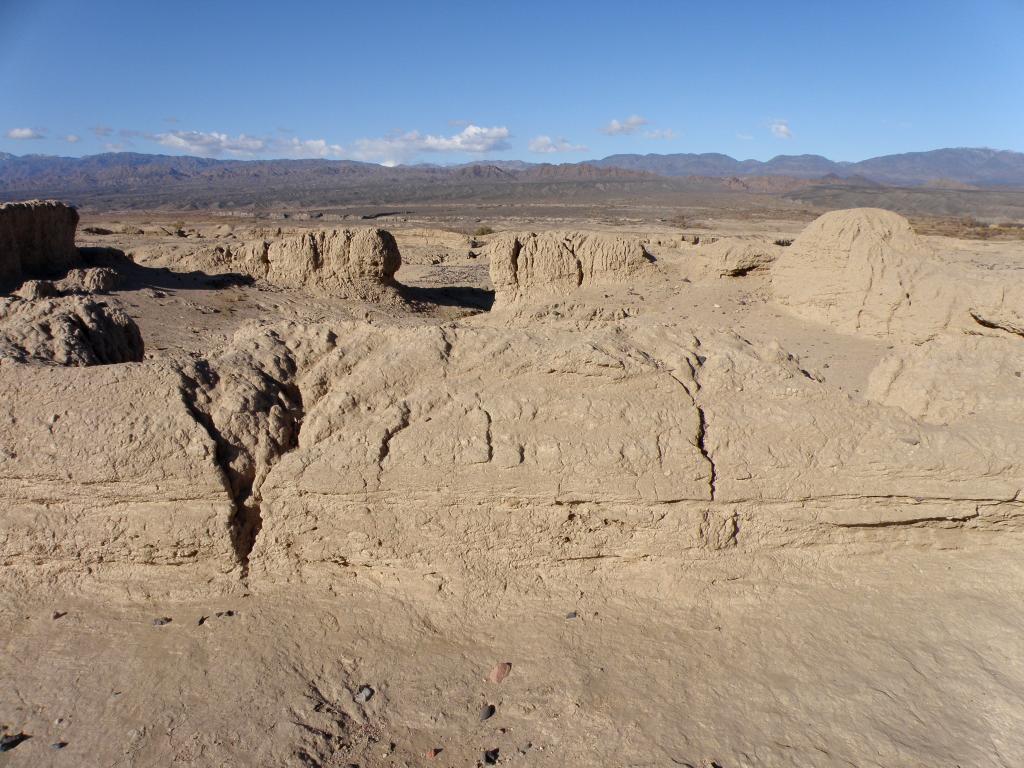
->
{"left": 5, "top": 544, "right": 1024, "bottom": 767}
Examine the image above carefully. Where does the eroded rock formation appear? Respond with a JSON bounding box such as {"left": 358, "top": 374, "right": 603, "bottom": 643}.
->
{"left": 0, "top": 294, "right": 143, "bottom": 365}
{"left": 0, "top": 200, "right": 80, "bottom": 289}
{"left": 1, "top": 213, "right": 1023, "bottom": 593}
{"left": 488, "top": 231, "right": 657, "bottom": 307}
{"left": 0, "top": 363, "right": 236, "bottom": 592}
{"left": 697, "top": 237, "right": 780, "bottom": 277}
{"left": 181, "top": 228, "right": 404, "bottom": 300}
{"left": 772, "top": 207, "right": 1024, "bottom": 340}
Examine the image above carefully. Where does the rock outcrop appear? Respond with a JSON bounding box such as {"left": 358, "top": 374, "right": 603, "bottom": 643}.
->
{"left": 0, "top": 200, "right": 80, "bottom": 289}
{"left": 773, "top": 208, "right": 941, "bottom": 337}
{"left": 773, "top": 208, "right": 1024, "bottom": 341}
{"left": 867, "top": 334, "right": 1024, "bottom": 427}
{"left": 696, "top": 237, "right": 780, "bottom": 277}
{"left": 244, "top": 321, "right": 1023, "bottom": 584}
{"left": 180, "top": 322, "right": 338, "bottom": 559}
{"left": 183, "top": 228, "right": 403, "bottom": 300}
{"left": 0, "top": 294, "right": 144, "bottom": 365}
{"left": 488, "top": 231, "right": 656, "bottom": 307}
{"left": 14, "top": 267, "right": 120, "bottom": 299}
{"left": 4, "top": 308, "right": 1022, "bottom": 589}
{"left": 0, "top": 363, "right": 236, "bottom": 592}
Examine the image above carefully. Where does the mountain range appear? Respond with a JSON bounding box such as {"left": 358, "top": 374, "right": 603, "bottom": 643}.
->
{"left": 2, "top": 148, "right": 1024, "bottom": 212}
{"left": 592, "top": 148, "right": 1024, "bottom": 186}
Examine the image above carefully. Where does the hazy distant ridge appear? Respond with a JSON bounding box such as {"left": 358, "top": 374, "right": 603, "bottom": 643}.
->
{"left": 594, "top": 147, "right": 1024, "bottom": 186}
{"left": 2, "top": 148, "right": 1024, "bottom": 206}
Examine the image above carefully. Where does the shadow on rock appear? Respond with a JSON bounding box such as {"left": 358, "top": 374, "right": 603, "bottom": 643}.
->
{"left": 78, "top": 247, "right": 255, "bottom": 292}
{"left": 401, "top": 284, "right": 495, "bottom": 311}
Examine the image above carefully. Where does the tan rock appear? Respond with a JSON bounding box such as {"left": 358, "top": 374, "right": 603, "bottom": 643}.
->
{"left": 488, "top": 231, "right": 656, "bottom": 307}
{"left": 184, "top": 228, "right": 403, "bottom": 300}
{"left": 773, "top": 207, "right": 1024, "bottom": 341}
{"left": 0, "top": 363, "right": 236, "bottom": 592}
{"left": 0, "top": 295, "right": 143, "bottom": 365}
{"left": 697, "top": 237, "right": 780, "bottom": 277}
{"left": 0, "top": 200, "right": 80, "bottom": 289}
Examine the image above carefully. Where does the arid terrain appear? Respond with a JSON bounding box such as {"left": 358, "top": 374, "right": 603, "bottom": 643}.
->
{"left": 2, "top": 193, "right": 1024, "bottom": 768}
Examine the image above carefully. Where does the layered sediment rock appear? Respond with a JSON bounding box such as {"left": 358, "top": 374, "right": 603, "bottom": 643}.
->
{"left": 185, "top": 228, "right": 403, "bottom": 300}
{"left": 488, "top": 231, "right": 656, "bottom": 307}
{"left": 0, "top": 200, "right": 80, "bottom": 289}
{"left": 0, "top": 363, "right": 236, "bottom": 591}
{"left": 2, "top": 215, "right": 1023, "bottom": 593}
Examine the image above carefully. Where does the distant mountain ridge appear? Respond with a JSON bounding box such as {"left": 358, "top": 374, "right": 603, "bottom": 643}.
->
{"left": 593, "top": 147, "right": 1024, "bottom": 187}
{"left": 0, "top": 152, "right": 654, "bottom": 195}
{"left": 2, "top": 148, "right": 1024, "bottom": 207}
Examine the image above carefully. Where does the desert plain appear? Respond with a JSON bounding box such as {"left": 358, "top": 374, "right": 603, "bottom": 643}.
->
{"left": 2, "top": 188, "right": 1024, "bottom": 768}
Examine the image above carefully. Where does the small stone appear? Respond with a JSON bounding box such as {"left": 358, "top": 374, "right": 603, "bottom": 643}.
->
{"left": 52, "top": 611, "right": 67, "bottom": 620}
{"left": 487, "top": 662, "right": 512, "bottom": 683}
{"left": 479, "top": 703, "right": 496, "bottom": 721}
{"left": 565, "top": 611, "right": 577, "bottom": 619}
{"left": 354, "top": 685, "right": 374, "bottom": 703}
{"left": 426, "top": 747, "right": 443, "bottom": 759}
{"left": 197, "top": 616, "right": 208, "bottom": 626}
{"left": 152, "top": 617, "right": 172, "bottom": 626}
{"left": 483, "top": 747, "right": 500, "bottom": 764}
{"left": 0, "top": 733, "right": 31, "bottom": 752}
{"left": 51, "top": 741, "right": 68, "bottom": 750}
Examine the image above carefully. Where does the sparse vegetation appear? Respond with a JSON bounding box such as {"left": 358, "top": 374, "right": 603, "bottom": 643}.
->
{"left": 473, "top": 225, "right": 495, "bottom": 237}
{"left": 774, "top": 238, "right": 793, "bottom": 247}
{"left": 911, "top": 216, "right": 1024, "bottom": 240}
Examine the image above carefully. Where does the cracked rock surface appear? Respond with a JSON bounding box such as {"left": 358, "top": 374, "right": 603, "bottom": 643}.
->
{"left": 2, "top": 206, "right": 1024, "bottom": 766}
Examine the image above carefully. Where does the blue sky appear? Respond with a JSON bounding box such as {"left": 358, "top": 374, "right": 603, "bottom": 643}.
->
{"left": 1, "top": 0, "right": 1021, "bottom": 164}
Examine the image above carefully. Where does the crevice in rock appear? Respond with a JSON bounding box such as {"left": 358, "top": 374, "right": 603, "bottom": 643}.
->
{"left": 666, "top": 352, "right": 717, "bottom": 502}
{"left": 377, "top": 402, "right": 411, "bottom": 477}
{"left": 178, "top": 350, "right": 309, "bottom": 575}
{"left": 693, "top": 402, "right": 717, "bottom": 501}
{"left": 830, "top": 511, "right": 980, "bottom": 528}
{"left": 970, "top": 309, "right": 1024, "bottom": 338}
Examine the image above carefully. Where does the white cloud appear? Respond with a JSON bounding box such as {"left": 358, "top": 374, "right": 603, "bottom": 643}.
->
{"left": 770, "top": 120, "right": 792, "bottom": 139}
{"left": 528, "top": 135, "right": 588, "bottom": 154}
{"left": 153, "top": 130, "right": 267, "bottom": 157}
{"left": 644, "top": 128, "right": 677, "bottom": 140}
{"left": 5, "top": 127, "right": 44, "bottom": 140}
{"left": 601, "top": 115, "right": 648, "bottom": 135}
{"left": 278, "top": 137, "right": 345, "bottom": 158}
{"left": 64, "top": 134, "right": 80, "bottom": 143}
{"left": 352, "top": 124, "right": 510, "bottom": 164}
{"left": 92, "top": 125, "right": 113, "bottom": 138}
{"left": 420, "top": 124, "right": 511, "bottom": 153}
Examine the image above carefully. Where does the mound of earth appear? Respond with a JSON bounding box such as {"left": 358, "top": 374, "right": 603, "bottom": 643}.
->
{"left": 773, "top": 207, "right": 1024, "bottom": 340}
{"left": 0, "top": 294, "right": 143, "bottom": 365}
{"left": 488, "top": 231, "right": 656, "bottom": 307}
{"left": 0, "top": 200, "right": 80, "bottom": 289}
